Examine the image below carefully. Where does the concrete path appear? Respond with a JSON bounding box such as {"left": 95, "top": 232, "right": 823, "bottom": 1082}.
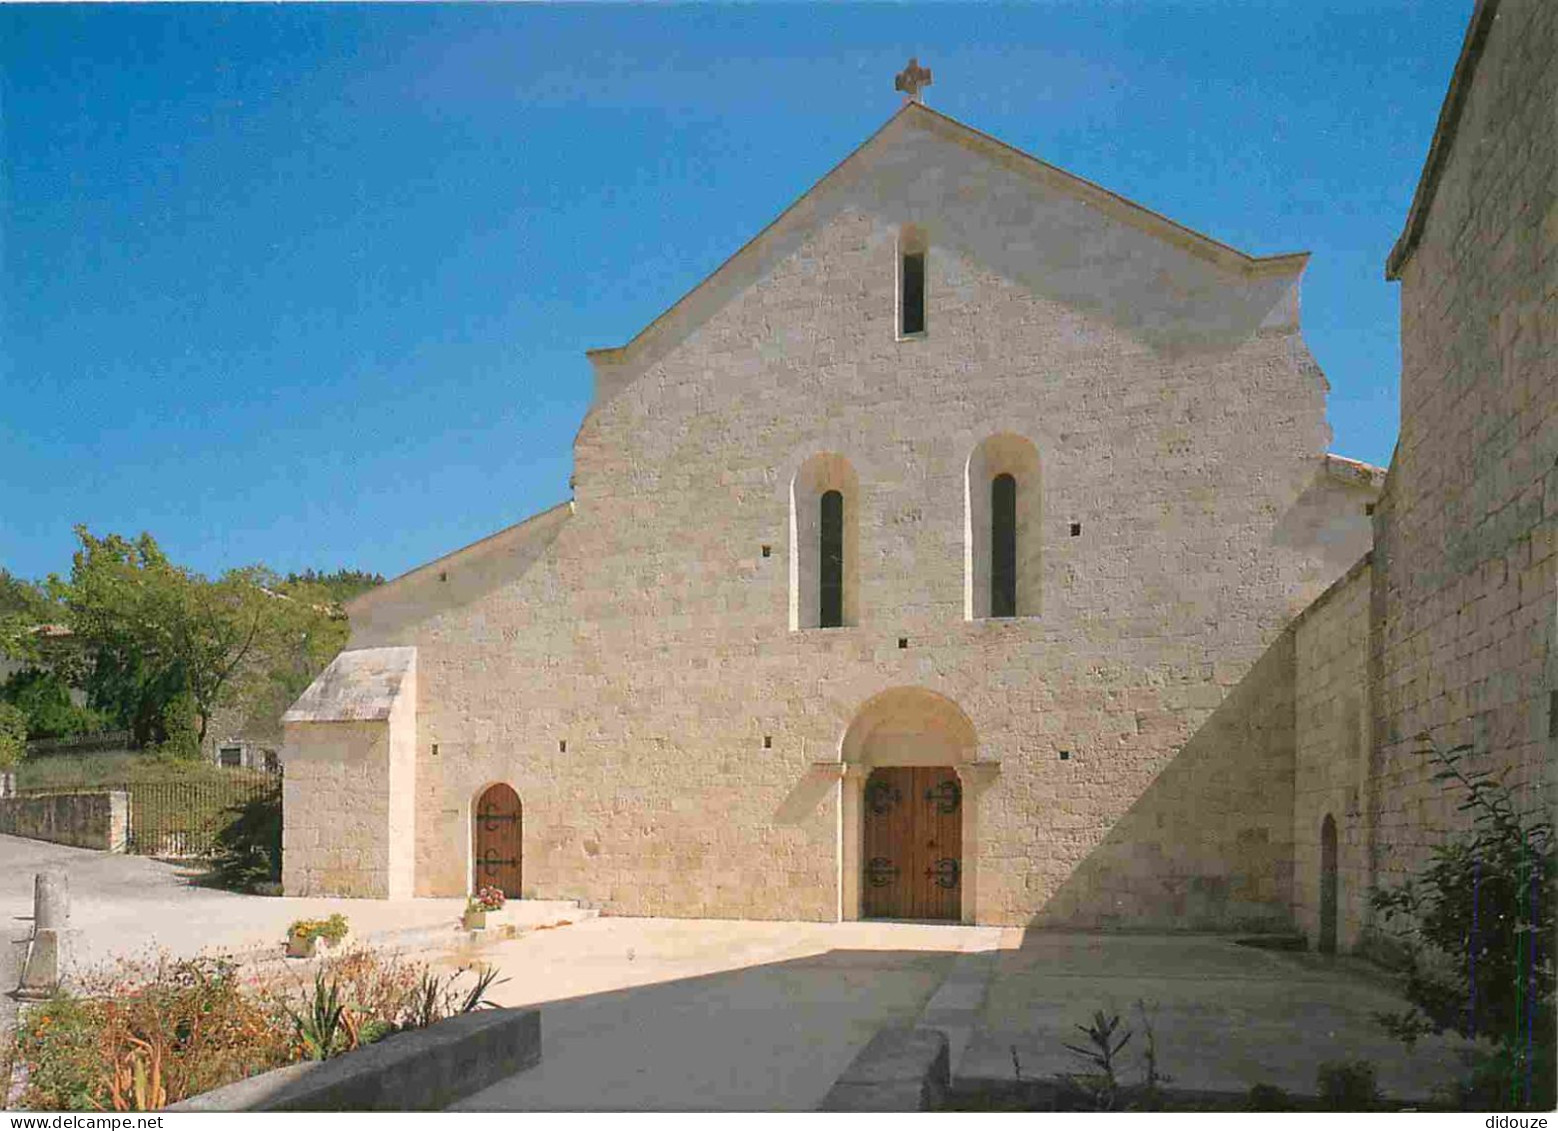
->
{"left": 0, "top": 834, "right": 584, "bottom": 977}
{"left": 959, "top": 932, "right": 1478, "bottom": 1103}
{"left": 450, "top": 918, "right": 1001, "bottom": 1111}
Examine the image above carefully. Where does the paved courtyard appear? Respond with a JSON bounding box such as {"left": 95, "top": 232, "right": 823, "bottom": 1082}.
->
{"left": 0, "top": 834, "right": 472, "bottom": 976}
{"left": 962, "top": 931, "right": 1478, "bottom": 1103}
{"left": 449, "top": 917, "right": 1002, "bottom": 1111}
{"left": 447, "top": 920, "right": 1476, "bottom": 1110}
{"left": 0, "top": 836, "right": 1480, "bottom": 1111}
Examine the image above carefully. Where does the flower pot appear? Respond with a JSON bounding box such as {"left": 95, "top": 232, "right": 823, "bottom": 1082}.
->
{"left": 286, "top": 933, "right": 318, "bottom": 958}
{"left": 463, "top": 910, "right": 488, "bottom": 931}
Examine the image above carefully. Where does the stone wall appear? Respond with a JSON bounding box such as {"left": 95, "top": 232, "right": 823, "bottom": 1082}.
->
{"left": 1292, "top": 556, "right": 1373, "bottom": 951}
{"left": 1371, "top": 0, "right": 1557, "bottom": 901}
{"left": 282, "top": 721, "right": 394, "bottom": 898}
{"left": 281, "top": 647, "right": 418, "bottom": 899}
{"left": 0, "top": 790, "right": 128, "bottom": 852}
{"left": 1035, "top": 630, "right": 1298, "bottom": 932}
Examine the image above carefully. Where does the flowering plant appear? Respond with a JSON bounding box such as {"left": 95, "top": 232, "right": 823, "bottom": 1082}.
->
{"left": 468, "top": 886, "right": 506, "bottom": 912}
{"left": 288, "top": 913, "right": 349, "bottom": 944}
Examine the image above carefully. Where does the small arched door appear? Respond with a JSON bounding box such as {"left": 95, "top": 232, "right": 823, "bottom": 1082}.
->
{"left": 1319, "top": 814, "right": 1338, "bottom": 955}
{"left": 474, "top": 784, "right": 522, "bottom": 899}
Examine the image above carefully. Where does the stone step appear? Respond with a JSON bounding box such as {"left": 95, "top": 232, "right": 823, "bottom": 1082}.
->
{"left": 293, "top": 901, "right": 595, "bottom": 959}
{"left": 466, "top": 901, "right": 597, "bottom": 939}
{"left": 390, "top": 900, "right": 596, "bottom": 951}
{"left": 223, "top": 899, "right": 597, "bottom": 968}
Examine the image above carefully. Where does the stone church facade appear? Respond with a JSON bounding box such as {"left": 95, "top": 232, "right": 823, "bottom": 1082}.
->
{"left": 282, "top": 3, "right": 1552, "bottom": 940}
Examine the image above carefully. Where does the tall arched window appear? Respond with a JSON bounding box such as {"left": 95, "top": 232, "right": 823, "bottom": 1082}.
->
{"left": 991, "top": 474, "right": 1017, "bottom": 617}
{"left": 790, "top": 453, "right": 859, "bottom": 630}
{"left": 965, "top": 433, "right": 1041, "bottom": 620}
{"left": 820, "top": 490, "right": 845, "bottom": 628}
{"left": 898, "top": 224, "right": 928, "bottom": 338}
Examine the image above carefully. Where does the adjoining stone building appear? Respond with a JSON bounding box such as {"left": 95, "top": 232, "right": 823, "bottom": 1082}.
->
{"left": 1289, "top": 0, "right": 1555, "bottom": 954}
{"left": 282, "top": 4, "right": 1552, "bottom": 940}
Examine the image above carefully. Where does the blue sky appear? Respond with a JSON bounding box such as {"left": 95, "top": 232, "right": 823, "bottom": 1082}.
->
{"left": 1, "top": 2, "right": 1471, "bottom": 583}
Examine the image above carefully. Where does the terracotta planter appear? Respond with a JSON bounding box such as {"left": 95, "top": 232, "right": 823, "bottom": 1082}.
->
{"left": 285, "top": 933, "right": 318, "bottom": 959}
{"left": 463, "top": 910, "right": 488, "bottom": 931}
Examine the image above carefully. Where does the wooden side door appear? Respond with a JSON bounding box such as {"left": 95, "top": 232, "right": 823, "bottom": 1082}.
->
{"left": 862, "top": 766, "right": 962, "bottom": 920}
{"left": 474, "top": 783, "right": 522, "bottom": 898}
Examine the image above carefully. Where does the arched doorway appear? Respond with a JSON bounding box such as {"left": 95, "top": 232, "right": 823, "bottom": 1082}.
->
{"left": 840, "top": 687, "right": 982, "bottom": 923}
{"left": 474, "top": 783, "right": 522, "bottom": 899}
{"left": 1319, "top": 813, "right": 1338, "bottom": 955}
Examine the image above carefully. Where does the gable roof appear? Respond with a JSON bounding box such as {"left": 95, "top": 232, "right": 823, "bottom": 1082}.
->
{"left": 586, "top": 101, "right": 1310, "bottom": 400}
{"left": 1386, "top": 0, "right": 1502, "bottom": 280}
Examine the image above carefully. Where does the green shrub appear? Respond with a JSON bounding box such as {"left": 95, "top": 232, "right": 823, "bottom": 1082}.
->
{"left": 11, "top": 991, "right": 105, "bottom": 1110}
{"left": 1316, "top": 1059, "right": 1379, "bottom": 1110}
{"left": 153, "top": 692, "right": 201, "bottom": 761}
{"left": 1370, "top": 737, "right": 1554, "bottom": 1110}
{"left": 0, "top": 667, "right": 105, "bottom": 740}
{"left": 289, "top": 973, "right": 348, "bottom": 1061}
{"left": 210, "top": 791, "right": 282, "bottom": 891}
{"left": 9, "top": 947, "right": 507, "bottom": 1111}
{"left": 0, "top": 702, "right": 25, "bottom": 770}
{"left": 1059, "top": 1009, "right": 1133, "bottom": 1111}
{"left": 1245, "top": 1082, "right": 1294, "bottom": 1111}
{"left": 11, "top": 957, "right": 291, "bottom": 1112}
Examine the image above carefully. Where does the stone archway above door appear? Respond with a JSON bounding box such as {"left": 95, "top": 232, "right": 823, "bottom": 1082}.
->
{"left": 834, "top": 687, "right": 998, "bottom": 924}
{"left": 841, "top": 686, "right": 978, "bottom": 768}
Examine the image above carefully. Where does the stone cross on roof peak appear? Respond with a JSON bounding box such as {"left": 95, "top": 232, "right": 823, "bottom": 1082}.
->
{"left": 894, "top": 57, "right": 933, "bottom": 104}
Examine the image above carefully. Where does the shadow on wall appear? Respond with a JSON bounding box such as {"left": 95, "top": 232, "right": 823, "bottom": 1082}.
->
{"left": 774, "top": 767, "right": 841, "bottom": 826}
{"left": 1031, "top": 634, "right": 1298, "bottom": 933}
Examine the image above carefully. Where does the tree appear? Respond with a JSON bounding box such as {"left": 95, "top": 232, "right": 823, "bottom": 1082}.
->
{"left": 231, "top": 572, "right": 352, "bottom": 744}
{"left": 0, "top": 703, "right": 25, "bottom": 770}
{"left": 281, "top": 568, "right": 384, "bottom": 606}
{"left": 0, "top": 568, "right": 57, "bottom": 662}
{"left": 51, "top": 528, "right": 346, "bottom": 752}
{"left": 0, "top": 667, "right": 103, "bottom": 740}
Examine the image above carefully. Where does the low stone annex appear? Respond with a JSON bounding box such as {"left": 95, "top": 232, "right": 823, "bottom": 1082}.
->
{"left": 282, "top": 4, "right": 1554, "bottom": 947}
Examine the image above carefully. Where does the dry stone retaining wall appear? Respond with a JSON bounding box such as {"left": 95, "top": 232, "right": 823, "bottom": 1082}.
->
{"left": 0, "top": 790, "right": 128, "bottom": 852}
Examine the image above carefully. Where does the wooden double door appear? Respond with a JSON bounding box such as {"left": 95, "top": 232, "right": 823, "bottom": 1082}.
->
{"left": 862, "top": 766, "right": 963, "bottom": 921}
{"left": 474, "top": 783, "right": 522, "bottom": 899}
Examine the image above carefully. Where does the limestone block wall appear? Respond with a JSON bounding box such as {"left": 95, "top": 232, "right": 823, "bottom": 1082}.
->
{"left": 282, "top": 721, "right": 395, "bottom": 898}
{"left": 0, "top": 790, "right": 128, "bottom": 852}
{"left": 1372, "top": 0, "right": 1558, "bottom": 899}
{"left": 1033, "top": 631, "right": 1298, "bottom": 932}
{"left": 1293, "top": 557, "right": 1373, "bottom": 951}
{"left": 281, "top": 646, "right": 418, "bottom": 899}
{"left": 386, "top": 675, "right": 418, "bottom": 901}
{"left": 343, "top": 120, "right": 1375, "bottom": 926}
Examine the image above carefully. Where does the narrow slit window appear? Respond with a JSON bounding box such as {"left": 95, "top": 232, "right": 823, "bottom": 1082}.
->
{"left": 819, "top": 489, "right": 844, "bottom": 628}
{"left": 991, "top": 473, "right": 1017, "bottom": 617}
{"left": 900, "top": 252, "right": 925, "bottom": 336}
